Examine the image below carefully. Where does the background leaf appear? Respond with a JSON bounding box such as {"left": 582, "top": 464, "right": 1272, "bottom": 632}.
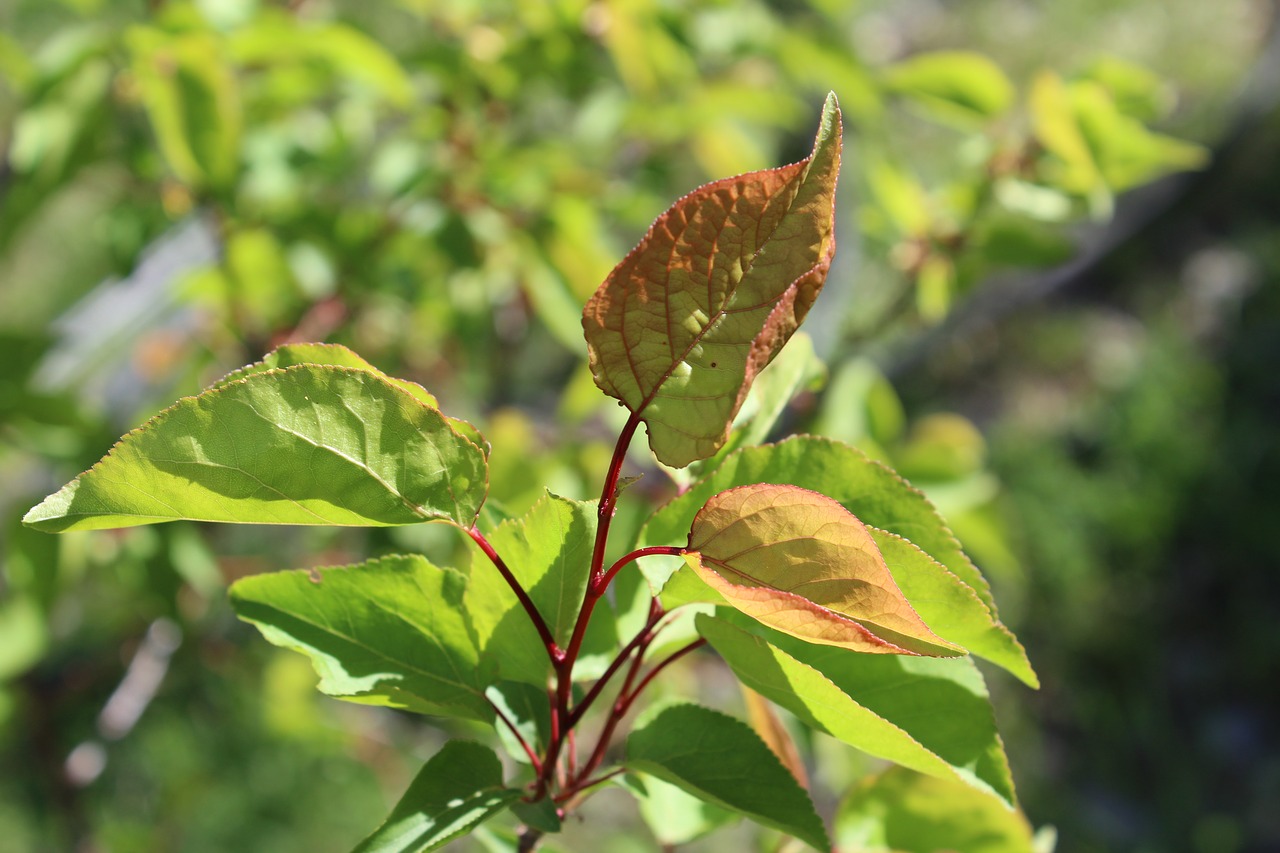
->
{"left": 836, "top": 766, "right": 1036, "bottom": 853}
{"left": 352, "top": 740, "right": 521, "bottom": 853}
{"left": 230, "top": 555, "right": 495, "bottom": 721}
{"left": 885, "top": 51, "right": 1015, "bottom": 128}
{"left": 685, "top": 483, "right": 963, "bottom": 656}
{"left": 23, "top": 365, "right": 488, "bottom": 531}
{"left": 583, "top": 94, "right": 841, "bottom": 468}
{"left": 626, "top": 702, "right": 830, "bottom": 851}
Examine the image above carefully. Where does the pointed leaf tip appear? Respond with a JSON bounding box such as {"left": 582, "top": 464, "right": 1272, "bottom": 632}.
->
{"left": 685, "top": 483, "right": 964, "bottom": 657}
{"left": 583, "top": 97, "right": 842, "bottom": 468}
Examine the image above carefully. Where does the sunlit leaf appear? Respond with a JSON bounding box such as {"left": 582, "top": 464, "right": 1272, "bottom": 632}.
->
{"left": 583, "top": 94, "right": 842, "bottom": 468}
{"left": 214, "top": 342, "right": 437, "bottom": 407}
{"left": 127, "top": 27, "right": 241, "bottom": 189}
{"left": 640, "top": 437, "right": 1038, "bottom": 687}
{"left": 626, "top": 702, "right": 830, "bottom": 851}
{"left": 682, "top": 484, "right": 963, "bottom": 656}
{"left": 23, "top": 365, "right": 488, "bottom": 531}
{"left": 230, "top": 555, "right": 494, "bottom": 721}
{"left": 352, "top": 740, "right": 521, "bottom": 853}
{"left": 886, "top": 51, "right": 1015, "bottom": 127}
{"left": 465, "top": 493, "right": 616, "bottom": 685}
{"left": 837, "top": 766, "right": 1035, "bottom": 852}
{"left": 697, "top": 615, "right": 1015, "bottom": 806}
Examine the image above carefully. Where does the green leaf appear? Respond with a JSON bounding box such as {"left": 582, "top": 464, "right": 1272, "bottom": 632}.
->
{"left": 229, "top": 12, "right": 413, "bottom": 107}
{"left": 127, "top": 27, "right": 241, "bottom": 190}
{"left": 696, "top": 615, "right": 1015, "bottom": 806}
{"left": 640, "top": 436, "right": 1037, "bottom": 687}
{"left": 351, "top": 740, "right": 521, "bottom": 853}
{"left": 837, "top": 766, "right": 1035, "bottom": 852}
{"left": 684, "top": 484, "right": 963, "bottom": 656}
{"left": 465, "top": 493, "right": 616, "bottom": 685}
{"left": 230, "top": 555, "right": 494, "bottom": 720}
{"left": 626, "top": 702, "right": 830, "bottom": 851}
{"left": 1080, "top": 56, "right": 1170, "bottom": 122}
{"left": 214, "top": 342, "right": 438, "bottom": 408}
{"left": 509, "top": 799, "right": 561, "bottom": 835}
{"left": 1029, "top": 70, "right": 1111, "bottom": 215}
{"left": 623, "top": 773, "right": 738, "bottom": 846}
{"left": 583, "top": 94, "right": 842, "bottom": 468}
{"left": 886, "top": 51, "right": 1015, "bottom": 127}
{"left": 486, "top": 682, "right": 549, "bottom": 766}
{"left": 1069, "top": 80, "right": 1208, "bottom": 192}
{"left": 713, "top": 331, "right": 826, "bottom": 468}
{"left": 23, "top": 364, "right": 488, "bottom": 531}
{"left": 864, "top": 154, "right": 931, "bottom": 237}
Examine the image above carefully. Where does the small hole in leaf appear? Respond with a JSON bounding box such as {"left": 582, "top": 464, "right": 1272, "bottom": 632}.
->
{"left": 710, "top": 361, "right": 717, "bottom": 368}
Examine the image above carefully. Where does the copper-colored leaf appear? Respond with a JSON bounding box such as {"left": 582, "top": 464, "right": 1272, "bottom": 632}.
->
{"left": 583, "top": 95, "right": 842, "bottom": 468}
{"left": 685, "top": 484, "right": 963, "bottom": 657}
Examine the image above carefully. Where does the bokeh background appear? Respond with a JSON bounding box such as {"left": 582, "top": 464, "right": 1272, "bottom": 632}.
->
{"left": 2, "top": 1, "right": 1277, "bottom": 851}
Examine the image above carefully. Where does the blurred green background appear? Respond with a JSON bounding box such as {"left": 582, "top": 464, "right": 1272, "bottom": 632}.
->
{"left": 1, "top": 0, "right": 1277, "bottom": 851}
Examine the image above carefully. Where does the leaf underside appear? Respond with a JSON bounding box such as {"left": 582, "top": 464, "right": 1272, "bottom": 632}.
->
{"left": 697, "top": 614, "right": 1016, "bottom": 807}
{"left": 641, "top": 436, "right": 1037, "bottom": 687}
{"left": 230, "top": 554, "right": 495, "bottom": 721}
{"left": 686, "top": 483, "right": 963, "bottom": 657}
{"left": 583, "top": 93, "right": 842, "bottom": 468}
{"left": 626, "top": 702, "right": 830, "bottom": 852}
{"left": 352, "top": 740, "right": 521, "bottom": 853}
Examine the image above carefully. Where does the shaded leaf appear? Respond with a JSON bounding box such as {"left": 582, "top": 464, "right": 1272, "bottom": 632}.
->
{"left": 352, "top": 740, "right": 521, "bottom": 853}
{"left": 626, "top": 702, "right": 830, "bottom": 851}
{"left": 23, "top": 365, "right": 488, "bottom": 531}
{"left": 742, "top": 685, "right": 809, "bottom": 789}
{"left": 583, "top": 94, "right": 841, "bottom": 468}
{"left": 230, "top": 555, "right": 493, "bottom": 721}
{"left": 640, "top": 437, "right": 1037, "bottom": 687}
{"left": 685, "top": 483, "right": 963, "bottom": 656}
{"left": 509, "top": 799, "right": 561, "bottom": 835}
{"left": 697, "top": 614, "right": 1015, "bottom": 806}
{"left": 837, "top": 766, "right": 1035, "bottom": 853}
{"left": 622, "top": 773, "right": 739, "bottom": 847}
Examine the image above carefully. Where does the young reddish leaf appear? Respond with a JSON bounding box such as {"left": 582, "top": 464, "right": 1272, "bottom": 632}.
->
{"left": 685, "top": 484, "right": 963, "bottom": 657}
{"left": 583, "top": 94, "right": 842, "bottom": 468}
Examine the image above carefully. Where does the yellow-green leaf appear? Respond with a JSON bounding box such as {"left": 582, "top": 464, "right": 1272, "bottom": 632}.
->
{"left": 684, "top": 484, "right": 963, "bottom": 657}
{"left": 583, "top": 94, "right": 842, "bottom": 468}
{"left": 23, "top": 365, "right": 487, "bottom": 531}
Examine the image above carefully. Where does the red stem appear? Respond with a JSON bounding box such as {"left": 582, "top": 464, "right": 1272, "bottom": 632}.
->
{"left": 571, "top": 631, "right": 652, "bottom": 789}
{"left": 566, "top": 598, "right": 664, "bottom": 729}
{"left": 466, "top": 526, "right": 557, "bottom": 658}
{"left": 589, "top": 411, "right": 642, "bottom": 586}
{"left": 598, "top": 546, "right": 685, "bottom": 593}
{"left": 536, "top": 412, "right": 642, "bottom": 797}
{"left": 619, "top": 638, "right": 707, "bottom": 714}
{"left": 488, "top": 697, "right": 543, "bottom": 774}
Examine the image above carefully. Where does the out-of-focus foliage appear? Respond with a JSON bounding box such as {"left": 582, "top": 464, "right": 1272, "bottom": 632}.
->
{"left": 0, "top": 0, "right": 1271, "bottom": 850}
